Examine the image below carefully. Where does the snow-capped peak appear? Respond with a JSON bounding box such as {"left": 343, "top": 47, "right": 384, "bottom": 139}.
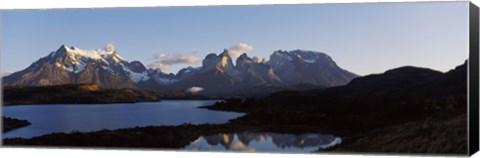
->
{"left": 57, "top": 44, "right": 126, "bottom": 63}
{"left": 63, "top": 45, "right": 104, "bottom": 60}
{"left": 49, "top": 44, "right": 131, "bottom": 74}
{"left": 50, "top": 44, "right": 149, "bottom": 83}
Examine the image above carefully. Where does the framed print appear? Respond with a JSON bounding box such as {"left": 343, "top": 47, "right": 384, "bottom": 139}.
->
{"left": 1, "top": 1, "right": 479, "bottom": 156}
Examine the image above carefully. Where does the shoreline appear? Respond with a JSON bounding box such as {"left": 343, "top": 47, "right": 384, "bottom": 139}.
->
{"left": 2, "top": 99, "right": 220, "bottom": 107}
{"left": 2, "top": 108, "right": 467, "bottom": 154}
{"left": 2, "top": 84, "right": 219, "bottom": 106}
{"left": 3, "top": 117, "right": 31, "bottom": 133}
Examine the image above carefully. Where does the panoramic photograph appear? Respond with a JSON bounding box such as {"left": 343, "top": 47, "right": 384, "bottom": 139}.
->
{"left": 1, "top": 1, "right": 470, "bottom": 155}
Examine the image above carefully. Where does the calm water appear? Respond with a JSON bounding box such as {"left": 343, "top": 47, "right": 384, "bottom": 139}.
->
{"left": 183, "top": 132, "right": 342, "bottom": 153}
{"left": 3, "top": 100, "right": 244, "bottom": 138}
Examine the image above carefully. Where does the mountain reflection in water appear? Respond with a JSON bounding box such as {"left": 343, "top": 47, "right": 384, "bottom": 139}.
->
{"left": 183, "top": 132, "right": 342, "bottom": 153}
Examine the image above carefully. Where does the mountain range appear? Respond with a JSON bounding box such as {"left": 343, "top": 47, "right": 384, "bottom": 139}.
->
{"left": 2, "top": 44, "right": 358, "bottom": 95}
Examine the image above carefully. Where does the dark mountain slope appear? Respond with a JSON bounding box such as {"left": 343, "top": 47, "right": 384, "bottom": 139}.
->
{"left": 324, "top": 61, "right": 466, "bottom": 98}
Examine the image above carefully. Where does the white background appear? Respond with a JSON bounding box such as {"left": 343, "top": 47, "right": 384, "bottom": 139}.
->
{"left": 0, "top": 0, "right": 479, "bottom": 158}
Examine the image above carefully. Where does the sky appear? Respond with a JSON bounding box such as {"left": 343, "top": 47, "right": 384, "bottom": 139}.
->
{"left": 0, "top": 1, "right": 469, "bottom": 75}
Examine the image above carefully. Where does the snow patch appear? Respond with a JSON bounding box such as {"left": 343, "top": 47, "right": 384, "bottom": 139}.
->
{"left": 112, "top": 54, "right": 125, "bottom": 62}
{"left": 74, "top": 63, "right": 86, "bottom": 73}
{"left": 277, "top": 52, "right": 293, "bottom": 61}
{"left": 303, "top": 58, "right": 316, "bottom": 63}
{"left": 55, "top": 62, "right": 85, "bottom": 73}
{"left": 130, "top": 72, "right": 150, "bottom": 83}
{"left": 65, "top": 46, "right": 103, "bottom": 60}
{"left": 156, "top": 77, "right": 179, "bottom": 85}
{"left": 62, "top": 44, "right": 124, "bottom": 65}
{"left": 297, "top": 52, "right": 319, "bottom": 64}
{"left": 63, "top": 64, "right": 75, "bottom": 72}
{"left": 124, "top": 68, "right": 150, "bottom": 83}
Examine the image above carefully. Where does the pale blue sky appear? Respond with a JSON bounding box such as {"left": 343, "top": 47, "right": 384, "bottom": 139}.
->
{"left": 1, "top": 2, "right": 469, "bottom": 75}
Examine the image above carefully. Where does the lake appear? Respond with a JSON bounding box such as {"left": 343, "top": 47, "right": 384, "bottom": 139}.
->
{"left": 3, "top": 100, "right": 244, "bottom": 138}
{"left": 183, "top": 132, "right": 342, "bottom": 153}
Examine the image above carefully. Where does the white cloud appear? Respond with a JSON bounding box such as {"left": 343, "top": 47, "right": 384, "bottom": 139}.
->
{"left": 103, "top": 43, "right": 116, "bottom": 52}
{"left": 186, "top": 87, "right": 204, "bottom": 94}
{"left": 228, "top": 43, "right": 254, "bottom": 58}
{"left": 146, "top": 63, "right": 169, "bottom": 72}
{"left": 153, "top": 53, "right": 200, "bottom": 65}
{"left": 147, "top": 53, "right": 200, "bottom": 71}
